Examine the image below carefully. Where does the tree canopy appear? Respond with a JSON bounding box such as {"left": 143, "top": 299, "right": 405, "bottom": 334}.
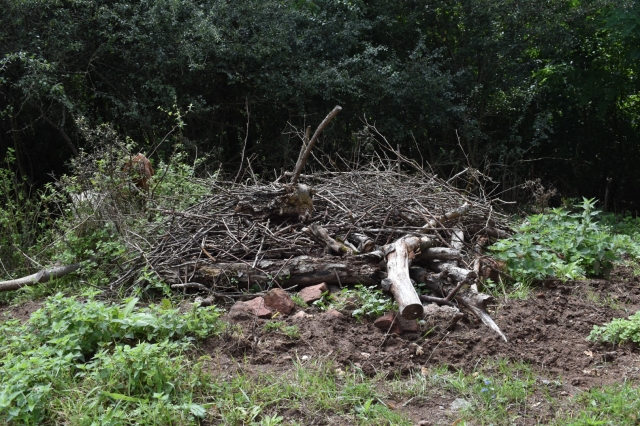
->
{"left": 1, "top": 0, "right": 638, "bottom": 209}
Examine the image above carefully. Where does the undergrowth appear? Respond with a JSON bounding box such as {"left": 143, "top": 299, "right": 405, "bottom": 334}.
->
{"left": 491, "top": 198, "right": 640, "bottom": 285}
{"left": 0, "top": 293, "right": 223, "bottom": 425}
{"left": 588, "top": 310, "right": 640, "bottom": 344}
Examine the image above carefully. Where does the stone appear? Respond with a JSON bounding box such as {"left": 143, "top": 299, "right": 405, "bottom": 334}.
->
{"left": 228, "top": 297, "right": 273, "bottom": 320}
{"left": 298, "top": 282, "right": 329, "bottom": 304}
{"left": 263, "top": 288, "right": 295, "bottom": 315}
{"left": 325, "top": 309, "right": 345, "bottom": 319}
{"left": 374, "top": 312, "right": 402, "bottom": 334}
{"left": 449, "top": 398, "right": 471, "bottom": 411}
{"left": 291, "top": 311, "right": 307, "bottom": 320}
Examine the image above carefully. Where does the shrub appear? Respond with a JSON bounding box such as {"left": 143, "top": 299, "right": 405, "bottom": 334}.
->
{"left": 491, "top": 198, "right": 639, "bottom": 284}
{"left": 0, "top": 293, "right": 223, "bottom": 424}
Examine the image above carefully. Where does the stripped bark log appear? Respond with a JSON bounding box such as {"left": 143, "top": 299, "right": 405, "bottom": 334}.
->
{"left": 451, "top": 227, "right": 465, "bottom": 250}
{"left": 456, "top": 292, "right": 508, "bottom": 342}
{"left": 384, "top": 236, "right": 424, "bottom": 319}
{"left": 414, "top": 247, "right": 462, "bottom": 263}
{"left": 429, "top": 262, "right": 477, "bottom": 282}
{"left": 0, "top": 261, "right": 84, "bottom": 292}
{"left": 422, "top": 202, "right": 471, "bottom": 228}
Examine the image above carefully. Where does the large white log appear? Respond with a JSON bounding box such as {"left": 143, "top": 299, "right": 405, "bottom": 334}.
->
{"left": 384, "top": 236, "right": 424, "bottom": 319}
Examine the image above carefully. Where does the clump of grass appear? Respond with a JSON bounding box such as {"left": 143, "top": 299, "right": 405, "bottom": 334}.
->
{"left": 556, "top": 382, "right": 640, "bottom": 425}
{"left": 206, "top": 359, "right": 411, "bottom": 425}
{"left": 263, "top": 320, "right": 300, "bottom": 339}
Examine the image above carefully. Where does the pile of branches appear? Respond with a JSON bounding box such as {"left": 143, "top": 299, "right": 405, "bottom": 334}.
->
{"left": 2, "top": 107, "right": 513, "bottom": 340}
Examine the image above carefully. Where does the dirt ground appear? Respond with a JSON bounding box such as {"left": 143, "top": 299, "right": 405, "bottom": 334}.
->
{"left": 200, "top": 265, "right": 640, "bottom": 425}
{"left": 2, "top": 266, "right": 639, "bottom": 425}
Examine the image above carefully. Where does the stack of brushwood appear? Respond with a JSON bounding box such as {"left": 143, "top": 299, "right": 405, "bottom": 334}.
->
{"left": 0, "top": 107, "right": 512, "bottom": 340}
{"left": 115, "top": 107, "right": 511, "bottom": 340}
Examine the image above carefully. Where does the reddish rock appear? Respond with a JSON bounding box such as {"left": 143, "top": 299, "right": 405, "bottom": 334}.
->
{"left": 228, "top": 297, "right": 273, "bottom": 320}
{"left": 374, "top": 312, "right": 402, "bottom": 334}
{"left": 264, "top": 288, "right": 295, "bottom": 315}
{"left": 325, "top": 309, "right": 345, "bottom": 320}
{"left": 298, "top": 283, "right": 329, "bottom": 304}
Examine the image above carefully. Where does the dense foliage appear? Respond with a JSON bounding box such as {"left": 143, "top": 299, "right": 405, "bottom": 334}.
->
{"left": 491, "top": 198, "right": 640, "bottom": 284}
{"left": 0, "top": 293, "right": 223, "bottom": 424}
{"left": 1, "top": 0, "right": 639, "bottom": 208}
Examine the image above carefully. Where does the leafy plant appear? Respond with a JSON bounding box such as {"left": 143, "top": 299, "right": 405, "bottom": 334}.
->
{"left": 341, "top": 285, "right": 397, "bottom": 321}
{"left": 588, "top": 311, "right": 640, "bottom": 344}
{"left": 491, "top": 198, "right": 639, "bottom": 284}
{"left": 0, "top": 293, "right": 223, "bottom": 424}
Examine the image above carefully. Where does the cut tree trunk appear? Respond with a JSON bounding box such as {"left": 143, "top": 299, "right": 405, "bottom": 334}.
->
{"left": 384, "top": 236, "right": 424, "bottom": 320}
{"left": 193, "top": 255, "right": 380, "bottom": 289}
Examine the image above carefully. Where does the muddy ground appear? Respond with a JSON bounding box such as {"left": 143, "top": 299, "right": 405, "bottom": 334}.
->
{"left": 200, "top": 265, "right": 640, "bottom": 425}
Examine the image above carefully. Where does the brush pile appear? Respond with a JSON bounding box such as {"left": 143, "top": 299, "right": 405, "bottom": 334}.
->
{"left": 113, "top": 139, "right": 512, "bottom": 339}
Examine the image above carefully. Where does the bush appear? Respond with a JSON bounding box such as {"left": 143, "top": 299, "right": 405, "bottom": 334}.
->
{"left": 490, "top": 198, "right": 640, "bottom": 284}
{"left": 0, "top": 293, "right": 223, "bottom": 424}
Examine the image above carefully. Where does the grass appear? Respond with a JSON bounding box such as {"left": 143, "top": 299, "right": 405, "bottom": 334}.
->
{"left": 263, "top": 320, "right": 301, "bottom": 339}
{"left": 555, "top": 381, "right": 640, "bottom": 425}
{"left": 205, "top": 359, "right": 411, "bottom": 425}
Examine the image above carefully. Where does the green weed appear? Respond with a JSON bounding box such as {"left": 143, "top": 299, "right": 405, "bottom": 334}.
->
{"left": 491, "top": 198, "right": 640, "bottom": 285}
{"left": 589, "top": 310, "right": 640, "bottom": 344}
{"left": 0, "top": 293, "right": 223, "bottom": 424}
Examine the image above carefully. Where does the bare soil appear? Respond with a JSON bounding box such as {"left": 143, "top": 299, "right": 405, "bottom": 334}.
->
{"left": 201, "top": 265, "right": 640, "bottom": 425}
{"left": 2, "top": 266, "right": 639, "bottom": 425}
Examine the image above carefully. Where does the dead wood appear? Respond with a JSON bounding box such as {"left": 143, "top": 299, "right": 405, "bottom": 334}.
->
{"left": 414, "top": 247, "right": 462, "bottom": 263}
{"left": 0, "top": 261, "right": 85, "bottom": 292}
{"left": 384, "top": 235, "right": 424, "bottom": 320}
{"left": 192, "top": 255, "right": 380, "bottom": 290}
{"left": 304, "top": 224, "right": 355, "bottom": 255}
{"left": 429, "top": 261, "right": 477, "bottom": 282}
{"left": 423, "top": 202, "right": 471, "bottom": 228}
{"left": 291, "top": 106, "right": 342, "bottom": 184}
{"left": 235, "top": 183, "right": 314, "bottom": 220}
{"left": 456, "top": 292, "right": 508, "bottom": 342}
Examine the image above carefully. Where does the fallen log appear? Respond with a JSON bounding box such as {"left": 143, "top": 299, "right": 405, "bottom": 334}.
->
{"left": 193, "top": 255, "right": 380, "bottom": 289}
{"left": 0, "top": 261, "right": 85, "bottom": 292}
{"left": 384, "top": 236, "right": 424, "bottom": 320}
